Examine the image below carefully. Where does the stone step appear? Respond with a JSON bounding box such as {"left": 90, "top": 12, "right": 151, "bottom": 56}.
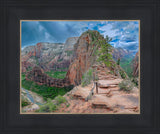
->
{"left": 98, "top": 78, "right": 116, "bottom": 80}
{"left": 95, "top": 87, "right": 119, "bottom": 98}
{"left": 98, "top": 84, "right": 118, "bottom": 88}
{"left": 71, "top": 84, "right": 93, "bottom": 100}
{"left": 98, "top": 79, "right": 122, "bottom": 88}
{"left": 91, "top": 95, "right": 113, "bottom": 110}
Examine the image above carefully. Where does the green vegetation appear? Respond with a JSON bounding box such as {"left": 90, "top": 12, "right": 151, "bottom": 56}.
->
{"left": 131, "top": 77, "right": 139, "bottom": 87}
{"left": 119, "top": 70, "right": 127, "bottom": 79}
{"left": 81, "top": 68, "right": 93, "bottom": 87}
{"left": 54, "top": 95, "right": 67, "bottom": 105}
{"left": 36, "top": 98, "right": 58, "bottom": 112}
{"left": 83, "top": 30, "right": 103, "bottom": 42}
{"left": 84, "top": 30, "right": 113, "bottom": 67}
{"left": 26, "top": 66, "right": 32, "bottom": 72}
{"left": 117, "top": 58, "right": 120, "bottom": 65}
{"left": 120, "top": 56, "right": 133, "bottom": 77}
{"left": 57, "top": 58, "right": 63, "bottom": 62}
{"left": 22, "top": 79, "right": 73, "bottom": 101}
{"left": 21, "top": 94, "right": 31, "bottom": 107}
{"left": 21, "top": 73, "right": 26, "bottom": 80}
{"left": 97, "top": 35, "right": 113, "bottom": 67}
{"left": 36, "top": 96, "right": 67, "bottom": 113}
{"left": 22, "top": 99, "right": 30, "bottom": 107}
{"left": 119, "top": 79, "right": 134, "bottom": 92}
{"left": 45, "top": 71, "right": 67, "bottom": 79}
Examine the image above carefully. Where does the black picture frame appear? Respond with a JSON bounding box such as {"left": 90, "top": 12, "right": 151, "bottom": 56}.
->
{"left": 0, "top": 0, "right": 160, "bottom": 133}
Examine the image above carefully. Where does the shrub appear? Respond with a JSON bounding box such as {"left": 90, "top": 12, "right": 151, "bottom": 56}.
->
{"left": 81, "top": 68, "right": 93, "bottom": 87}
{"left": 131, "top": 77, "right": 139, "bottom": 86}
{"left": 36, "top": 96, "right": 67, "bottom": 113}
{"left": 119, "top": 70, "right": 126, "bottom": 79}
{"left": 119, "top": 80, "right": 134, "bottom": 92}
{"left": 66, "top": 104, "right": 70, "bottom": 107}
{"left": 37, "top": 98, "right": 57, "bottom": 113}
{"left": 22, "top": 100, "right": 30, "bottom": 107}
{"left": 117, "top": 58, "right": 120, "bottom": 65}
{"left": 21, "top": 96, "right": 31, "bottom": 107}
{"left": 54, "top": 95, "right": 67, "bottom": 105}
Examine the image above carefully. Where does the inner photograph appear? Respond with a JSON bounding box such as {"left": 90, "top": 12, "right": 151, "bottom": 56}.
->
{"left": 20, "top": 20, "right": 140, "bottom": 114}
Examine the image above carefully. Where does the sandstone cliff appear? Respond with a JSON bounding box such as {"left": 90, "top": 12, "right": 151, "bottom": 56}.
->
{"left": 66, "top": 30, "right": 127, "bottom": 85}
{"left": 24, "top": 30, "right": 128, "bottom": 88}
{"left": 66, "top": 31, "right": 97, "bottom": 85}
{"left": 21, "top": 37, "right": 78, "bottom": 73}
{"left": 64, "top": 37, "right": 79, "bottom": 51}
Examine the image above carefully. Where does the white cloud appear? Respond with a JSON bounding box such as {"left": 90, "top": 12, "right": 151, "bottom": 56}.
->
{"left": 99, "top": 24, "right": 118, "bottom": 38}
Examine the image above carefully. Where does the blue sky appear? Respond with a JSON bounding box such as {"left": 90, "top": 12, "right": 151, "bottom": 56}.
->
{"left": 21, "top": 21, "right": 139, "bottom": 53}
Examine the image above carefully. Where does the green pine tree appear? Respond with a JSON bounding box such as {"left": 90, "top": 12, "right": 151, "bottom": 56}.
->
{"left": 97, "top": 35, "right": 113, "bottom": 67}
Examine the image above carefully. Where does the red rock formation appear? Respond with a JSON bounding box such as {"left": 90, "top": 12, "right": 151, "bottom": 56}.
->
{"left": 132, "top": 51, "right": 139, "bottom": 77}
{"left": 36, "top": 43, "right": 42, "bottom": 58}
{"left": 21, "top": 61, "right": 33, "bottom": 73}
{"left": 66, "top": 32, "right": 96, "bottom": 85}
{"left": 26, "top": 66, "right": 71, "bottom": 88}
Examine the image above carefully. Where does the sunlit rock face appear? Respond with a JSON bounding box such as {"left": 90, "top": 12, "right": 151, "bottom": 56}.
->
{"left": 21, "top": 42, "right": 64, "bottom": 72}
{"left": 66, "top": 31, "right": 128, "bottom": 86}
{"left": 66, "top": 32, "right": 98, "bottom": 85}
{"left": 64, "top": 37, "right": 79, "bottom": 51}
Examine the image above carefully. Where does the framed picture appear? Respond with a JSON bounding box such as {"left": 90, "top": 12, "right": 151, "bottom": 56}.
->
{"left": 0, "top": 0, "right": 159, "bottom": 133}
{"left": 20, "top": 20, "right": 140, "bottom": 114}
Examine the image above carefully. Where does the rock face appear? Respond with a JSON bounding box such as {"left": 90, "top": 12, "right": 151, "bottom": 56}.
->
{"left": 21, "top": 42, "right": 64, "bottom": 72}
{"left": 21, "top": 37, "right": 78, "bottom": 73}
{"left": 22, "top": 42, "right": 64, "bottom": 61}
{"left": 26, "top": 66, "right": 71, "bottom": 87}
{"left": 66, "top": 31, "right": 127, "bottom": 85}
{"left": 66, "top": 31, "right": 97, "bottom": 85}
{"left": 64, "top": 37, "right": 79, "bottom": 51}
{"left": 24, "top": 31, "right": 128, "bottom": 88}
{"left": 112, "top": 47, "right": 132, "bottom": 61}
{"left": 132, "top": 51, "right": 139, "bottom": 77}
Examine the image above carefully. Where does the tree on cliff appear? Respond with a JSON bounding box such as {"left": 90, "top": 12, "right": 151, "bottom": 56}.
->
{"left": 117, "top": 58, "right": 120, "bottom": 65}
{"left": 83, "top": 30, "right": 113, "bottom": 67}
{"left": 97, "top": 35, "right": 113, "bottom": 67}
